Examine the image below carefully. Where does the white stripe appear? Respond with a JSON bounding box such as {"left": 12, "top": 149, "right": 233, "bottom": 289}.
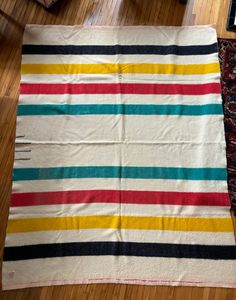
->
{"left": 22, "top": 53, "right": 219, "bottom": 65}
{"left": 16, "top": 114, "right": 121, "bottom": 142}
{"left": 15, "top": 115, "right": 225, "bottom": 143}
{"left": 21, "top": 73, "right": 118, "bottom": 83}
{"left": 8, "top": 203, "right": 231, "bottom": 219}
{"left": 12, "top": 178, "right": 229, "bottom": 194}
{"left": 3, "top": 256, "right": 236, "bottom": 290}
{"left": 19, "top": 94, "right": 223, "bottom": 105}
{"left": 13, "top": 143, "right": 227, "bottom": 168}
{"left": 21, "top": 73, "right": 220, "bottom": 83}
{"left": 5, "top": 229, "right": 235, "bottom": 247}
{"left": 124, "top": 115, "right": 225, "bottom": 142}
{"left": 122, "top": 73, "right": 220, "bottom": 82}
{"left": 23, "top": 25, "right": 217, "bottom": 46}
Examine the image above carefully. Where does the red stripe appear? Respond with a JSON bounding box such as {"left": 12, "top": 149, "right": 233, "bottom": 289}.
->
{"left": 10, "top": 190, "right": 230, "bottom": 207}
{"left": 20, "top": 83, "right": 221, "bottom": 95}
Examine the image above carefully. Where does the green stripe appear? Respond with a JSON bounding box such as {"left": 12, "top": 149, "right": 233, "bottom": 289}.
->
{"left": 13, "top": 166, "right": 227, "bottom": 181}
{"left": 17, "top": 104, "right": 223, "bottom": 116}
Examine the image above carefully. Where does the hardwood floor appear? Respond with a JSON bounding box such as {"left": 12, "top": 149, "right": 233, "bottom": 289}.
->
{"left": 0, "top": 0, "right": 236, "bottom": 299}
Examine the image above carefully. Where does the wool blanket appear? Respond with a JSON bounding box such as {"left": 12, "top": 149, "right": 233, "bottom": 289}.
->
{"left": 2, "top": 25, "right": 236, "bottom": 289}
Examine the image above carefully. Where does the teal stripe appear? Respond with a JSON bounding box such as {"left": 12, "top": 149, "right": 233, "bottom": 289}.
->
{"left": 13, "top": 166, "right": 227, "bottom": 181}
{"left": 17, "top": 104, "right": 223, "bottom": 116}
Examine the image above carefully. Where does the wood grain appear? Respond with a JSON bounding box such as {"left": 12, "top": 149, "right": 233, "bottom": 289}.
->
{"left": 0, "top": 0, "right": 236, "bottom": 298}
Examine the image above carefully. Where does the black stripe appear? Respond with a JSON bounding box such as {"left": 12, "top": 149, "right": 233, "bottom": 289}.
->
{"left": 22, "top": 44, "right": 218, "bottom": 55}
{"left": 3, "top": 242, "right": 236, "bottom": 261}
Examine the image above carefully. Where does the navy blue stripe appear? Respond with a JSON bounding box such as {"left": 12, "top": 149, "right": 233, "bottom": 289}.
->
{"left": 17, "top": 104, "right": 223, "bottom": 116}
{"left": 13, "top": 166, "right": 227, "bottom": 181}
{"left": 3, "top": 242, "right": 236, "bottom": 261}
{"left": 22, "top": 44, "right": 218, "bottom": 55}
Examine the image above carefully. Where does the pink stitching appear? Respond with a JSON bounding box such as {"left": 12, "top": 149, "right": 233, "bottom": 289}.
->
{"left": 25, "top": 25, "right": 214, "bottom": 30}
{"left": 3, "top": 277, "right": 236, "bottom": 289}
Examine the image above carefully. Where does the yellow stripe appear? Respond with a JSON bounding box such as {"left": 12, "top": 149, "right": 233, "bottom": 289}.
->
{"left": 21, "top": 63, "right": 220, "bottom": 75}
{"left": 6, "top": 216, "right": 234, "bottom": 233}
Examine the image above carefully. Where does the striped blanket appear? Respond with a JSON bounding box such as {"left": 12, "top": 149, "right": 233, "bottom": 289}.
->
{"left": 2, "top": 25, "right": 236, "bottom": 289}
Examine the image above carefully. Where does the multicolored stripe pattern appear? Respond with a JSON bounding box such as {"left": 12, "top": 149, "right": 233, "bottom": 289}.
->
{"left": 2, "top": 25, "right": 236, "bottom": 290}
